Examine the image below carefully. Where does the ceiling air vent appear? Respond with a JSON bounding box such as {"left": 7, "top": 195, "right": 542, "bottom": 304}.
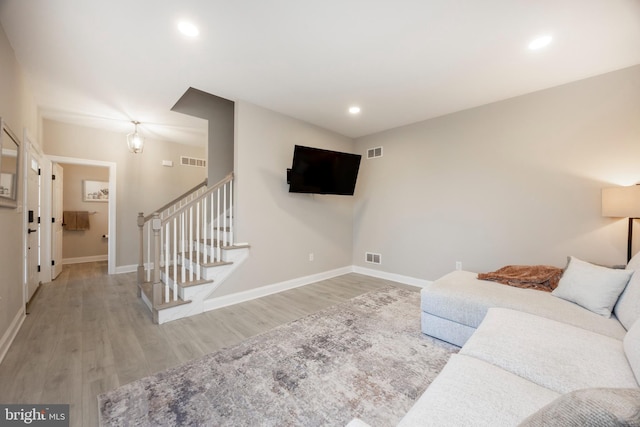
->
{"left": 367, "top": 147, "right": 383, "bottom": 159}
{"left": 365, "top": 252, "right": 382, "bottom": 264}
{"left": 180, "top": 156, "right": 207, "bottom": 168}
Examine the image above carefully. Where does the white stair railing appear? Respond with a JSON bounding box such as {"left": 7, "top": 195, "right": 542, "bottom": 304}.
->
{"left": 137, "top": 173, "right": 235, "bottom": 306}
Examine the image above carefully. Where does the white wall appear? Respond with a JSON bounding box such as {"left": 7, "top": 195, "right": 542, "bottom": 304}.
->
{"left": 43, "top": 120, "right": 207, "bottom": 268}
{"left": 210, "top": 101, "right": 356, "bottom": 297}
{"left": 353, "top": 65, "right": 640, "bottom": 281}
{"left": 0, "top": 23, "right": 39, "bottom": 356}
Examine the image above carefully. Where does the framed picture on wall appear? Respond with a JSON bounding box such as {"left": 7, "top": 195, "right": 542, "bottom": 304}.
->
{"left": 83, "top": 180, "right": 109, "bottom": 202}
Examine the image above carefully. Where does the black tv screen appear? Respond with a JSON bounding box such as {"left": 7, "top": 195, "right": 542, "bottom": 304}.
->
{"left": 288, "top": 145, "right": 361, "bottom": 195}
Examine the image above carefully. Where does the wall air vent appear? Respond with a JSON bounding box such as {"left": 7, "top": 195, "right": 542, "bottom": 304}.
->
{"left": 180, "top": 156, "right": 207, "bottom": 168}
{"left": 365, "top": 252, "right": 382, "bottom": 264}
{"left": 367, "top": 146, "right": 383, "bottom": 159}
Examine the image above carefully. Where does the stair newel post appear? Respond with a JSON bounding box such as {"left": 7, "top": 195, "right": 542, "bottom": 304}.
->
{"left": 223, "top": 183, "right": 228, "bottom": 247}
{"left": 209, "top": 192, "right": 214, "bottom": 263}
{"left": 137, "top": 212, "right": 145, "bottom": 295}
{"left": 196, "top": 200, "right": 201, "bottom": 281}
{"left": 216, "top": 188, "right": 221, "bottom": 261}
{"left": 229, "top": 177, "right": 234, "bottom": 246}
{"left": 151, "top": 213, "right": 163, "bottom": 310}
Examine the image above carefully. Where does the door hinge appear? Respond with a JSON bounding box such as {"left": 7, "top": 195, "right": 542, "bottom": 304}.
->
{"left": 37, "top": 217, "right": 41, "bottom": 224}
{"left": 52, "top": 217, "right": 55, "bottom": 223}
{"left": 38, "top": 168, "right": 41, "bottom": 176}
{"left": 51, "top": 260, "right": 55, "bottom": 266}
{"left": 37, "top": 265, "right": 41, "bottom": 272}
{"left": 52, "top": 174, "right": 56, "bottom": 180}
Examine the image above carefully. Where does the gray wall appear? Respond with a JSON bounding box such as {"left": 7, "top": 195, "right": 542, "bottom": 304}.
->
{"left": 43, "top": 120, "right": 207, "bottom": 268}
{"left": 0, "top": 23, "right": 38, "bottom": 348}
{"left": 171, "top": 88, "right": 234, "bottom": 184}
{"left": 353, "top": 65, "right": 640, "bottom": 281}
{"left": 211, "top": 101, "right": 356, "bottom": 297}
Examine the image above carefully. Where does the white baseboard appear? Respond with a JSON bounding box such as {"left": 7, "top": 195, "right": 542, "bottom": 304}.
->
{"left": 352, "top": 265, "right": 431, "bottom": 288}
{"left": 116, "top": 258, "right": 432, "bottom": 289}
{"left": 203, "top": 265, "right": 430, "bottom": 314}
{"left": 114, "top": 264, "right": 138, "bottom": 274}
{"left": 0, "top": 308, "right": 26, "bottom": 365}
{"left": 63, "top": 255, "right": 108, "bottom": 265}
{"left": 203, "top": 266, "right": 353, "bottom": 312}
{"left": 114, "top": 262, "right": 158, "bottom": 275}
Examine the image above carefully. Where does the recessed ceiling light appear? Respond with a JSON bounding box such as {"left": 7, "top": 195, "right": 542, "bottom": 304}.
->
{"left": 178, "top": 21, "right": 199, "bottom": 38}
{"left": 528, "top": 35, "right": 552, "bottom": 50}
{"left": 348, "top": 106, "right": 361, "bottom": 115}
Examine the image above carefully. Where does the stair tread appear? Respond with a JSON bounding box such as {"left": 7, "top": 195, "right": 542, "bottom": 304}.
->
{"left": 198, "top": 238, "right": 250, "bottom": 249}
{"left": 139, "top": 282, "right": 192, "bottom": 310}
{"left": 202, "top": 260, "right": 233, "bottom": 267}
{"left": 163, "top": 266, "right": 215, "bottom": 287}
{"left": 180, "top": 278, "right": 213, "bottom": 288}
{"left": 224, "top": 243, "right": 250, "bottom": 250}
{"left": 176, "top": 253, "right": 234, "bottom": 267}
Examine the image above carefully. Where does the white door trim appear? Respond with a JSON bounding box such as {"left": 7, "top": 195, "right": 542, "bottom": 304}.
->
{"left": 46, "top": 155, "right": 117, "bottom": 275}
{"left": 23, "top": 129, "right": 43, "bottom": 304}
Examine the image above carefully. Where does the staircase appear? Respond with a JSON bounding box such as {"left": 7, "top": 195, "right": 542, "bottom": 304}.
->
{"left": 137, "top": 173, "right": 249, "bottom": 324}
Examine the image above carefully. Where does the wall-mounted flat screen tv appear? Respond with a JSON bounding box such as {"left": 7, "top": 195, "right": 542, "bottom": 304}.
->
{"left": 287, "top": 145, "right": 361, "bottom": 195}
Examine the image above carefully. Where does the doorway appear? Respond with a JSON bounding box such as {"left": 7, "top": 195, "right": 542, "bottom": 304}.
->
{"left": 60, "top": 163, "right": 110, "bottom": 266}
{"left": 46, "top": 156, "right": 116, "bottom": 276}
{"left": 51, "top": 163, "right": 63, "bottom": 279}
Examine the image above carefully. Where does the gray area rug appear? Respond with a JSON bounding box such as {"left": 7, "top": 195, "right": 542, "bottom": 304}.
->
{"left": 98, "top": 286, "right": 458, "bottom": 426}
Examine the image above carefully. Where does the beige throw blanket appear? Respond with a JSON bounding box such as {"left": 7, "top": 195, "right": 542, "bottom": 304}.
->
{"left": 477, "top": 265, "right": 563, "bottom": 292}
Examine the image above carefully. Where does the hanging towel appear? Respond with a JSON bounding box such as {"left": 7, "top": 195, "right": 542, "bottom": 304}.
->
{"left": 75, "top": 211, "right": 90, "bottom": 230}
{"left": 63, "top": 211, "right": 90, "bottom": 230}
{"left": 63, "top": 211, "right": 77, "bottom": 230}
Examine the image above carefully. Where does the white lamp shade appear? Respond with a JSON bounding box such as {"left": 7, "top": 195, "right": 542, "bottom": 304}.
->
{"left": 602, "top": 186, "right": 640, "bottom": 218}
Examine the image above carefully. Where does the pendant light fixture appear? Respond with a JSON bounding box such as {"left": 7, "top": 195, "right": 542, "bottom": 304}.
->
{"left": 127, "top": 121, "right": 144, "bottom": 154}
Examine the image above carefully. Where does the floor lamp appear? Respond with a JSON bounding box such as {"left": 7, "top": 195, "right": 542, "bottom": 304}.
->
{"left": 602, "top": 185, "right": 640, "bottom": 262}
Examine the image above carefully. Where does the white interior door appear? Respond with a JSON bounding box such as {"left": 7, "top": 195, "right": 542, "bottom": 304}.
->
{"left": 26, "top": 147, "right": 41, "bottom": 301}
{"left": 51, "top": 163, "right": 63, "bottom": 279}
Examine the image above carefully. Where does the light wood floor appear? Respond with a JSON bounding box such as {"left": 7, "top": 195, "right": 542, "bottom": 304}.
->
{"left": 0, "top": 262, "right": 416, "bottom": 427}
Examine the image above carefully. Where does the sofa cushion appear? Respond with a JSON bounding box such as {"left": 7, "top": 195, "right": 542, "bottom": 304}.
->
{"left": 614, "top": 251, "right": 640, "bottom": 330}
{"left": 421, "top": 271, "right": 627, "bottom": 341}
{"left": 460, "top": 308, "right": 638, "bottom": 394}
{"left": 625, "top": 319, "right": 640, "bottom": 385}
{"left": 518, "top": 388, "right": 640, "bottom": 427}
{"left": 421, "top": 311, "right": 476, "bottom": 347}
{"left": 397, "top": 354, "right": 559, "bottom": 427}
{"left": 552, "top": 257, "right": 633, "bottom": 317}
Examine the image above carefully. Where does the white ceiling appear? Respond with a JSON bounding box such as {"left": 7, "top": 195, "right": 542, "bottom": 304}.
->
{"left": 1, "top": 0, "right": 639, "bottom": 146}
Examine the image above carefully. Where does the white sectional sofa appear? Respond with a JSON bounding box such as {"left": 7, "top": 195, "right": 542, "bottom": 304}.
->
{"left": 398, "top": 254, "right": 640, "bottom": 426}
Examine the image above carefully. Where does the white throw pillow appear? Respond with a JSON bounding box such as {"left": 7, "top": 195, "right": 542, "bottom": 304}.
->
{"left": 552, "top": 256, "right": 633, "bottom": 318}
{"left": 614, "top": 251, "right": 640, "bottom": 330}
{"left": 628, "top": 250, "right": 640, "bottom": 272}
